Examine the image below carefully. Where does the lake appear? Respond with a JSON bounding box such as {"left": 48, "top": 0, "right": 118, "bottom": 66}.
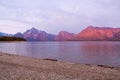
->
{"left": 0, "top": 41, "right": 120, "bottom": 66}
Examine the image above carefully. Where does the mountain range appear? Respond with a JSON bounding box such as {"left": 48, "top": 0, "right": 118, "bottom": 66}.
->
{"left": 1, "top": 26, "right": 120, "bottom": 41}
{"left": 14, "top": 28, "right": 55, "bottom": 41}
{"left": 0, "top": 32, "right": 12, "bottom": 36}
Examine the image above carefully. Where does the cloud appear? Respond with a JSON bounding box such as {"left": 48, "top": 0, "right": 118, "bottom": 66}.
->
{"left": 0, "top": 20, "right": 32, "bottom": 34}
{"left": 0, "top": 0, "right": 120, "bottom": 34}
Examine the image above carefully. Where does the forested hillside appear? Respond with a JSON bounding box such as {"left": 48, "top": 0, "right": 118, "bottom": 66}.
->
{"left": 0, "top": 36, "right": 26, "bottom": 41}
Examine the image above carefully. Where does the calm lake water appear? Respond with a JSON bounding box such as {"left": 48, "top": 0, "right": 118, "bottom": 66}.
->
{"left": 0, "top": 41, "right": 120, "bottom": 66}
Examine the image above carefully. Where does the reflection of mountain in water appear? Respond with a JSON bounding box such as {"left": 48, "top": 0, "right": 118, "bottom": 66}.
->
{"left": 0, "top": 42, "right": 120, "bottom": 66}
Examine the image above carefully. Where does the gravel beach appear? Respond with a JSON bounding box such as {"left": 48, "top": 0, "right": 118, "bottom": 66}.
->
{"left": 0, "top": 52, "right": 120, "bottom": 80}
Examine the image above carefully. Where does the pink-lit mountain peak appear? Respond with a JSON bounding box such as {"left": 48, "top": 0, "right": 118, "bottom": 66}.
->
{"left": 25, "top": 27, "right": 47, "bottom": 35}
{"left": 85, "top": 26, "right": 106, "bottom": 29}
{"left": 31, "top": 27, "right": 39, "bottom": 32}
{"left": 76, "top": 26, "right": 120, "bottom": 41}
{"left": 86, "top": 26, "right": 119, "bottom": 30}
{"left": 55, "top": 31, "right": 75, "bottom": 41}
{"left": 86, "top": 26, "right": 94, "bottom": 29}
{"left": 26, "top": 27, "right": 39, "bottom": 33}
{"left": 3, "top": 26, "right": 120, "bottom": 41}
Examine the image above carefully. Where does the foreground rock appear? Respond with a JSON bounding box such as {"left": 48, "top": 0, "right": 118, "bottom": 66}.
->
{"left": 0, "top": 52, "right": 120, "bottom": 80}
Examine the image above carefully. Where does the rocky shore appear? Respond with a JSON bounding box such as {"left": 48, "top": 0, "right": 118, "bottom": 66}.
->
{"left": 0, "top": 52, "right": 120, "bottom": 80}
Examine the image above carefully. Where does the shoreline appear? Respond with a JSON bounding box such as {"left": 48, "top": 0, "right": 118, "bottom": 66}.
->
{"left": 0, "top": 51, "right": 119, "bottom": 68}
{"left": 0, "top": 52, "right": 120, "bottom": 80}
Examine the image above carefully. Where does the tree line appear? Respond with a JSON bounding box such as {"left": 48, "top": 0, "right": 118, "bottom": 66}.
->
{"left": 0, "top": 36, "right": 26, "bottom": 41}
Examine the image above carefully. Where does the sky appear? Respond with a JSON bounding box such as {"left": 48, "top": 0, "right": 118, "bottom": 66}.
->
{"left": 0, "top": 0, "right": 120, "bottom": 34}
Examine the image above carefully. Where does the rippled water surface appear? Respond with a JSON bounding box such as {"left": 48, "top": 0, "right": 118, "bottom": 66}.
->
{"left": 0, "top": 41, "right": 120, "bottom": 66}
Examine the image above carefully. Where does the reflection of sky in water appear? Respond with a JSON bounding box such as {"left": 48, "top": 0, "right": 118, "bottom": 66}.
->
{"left": 0, "top": 41, "right": 120, "bottom": 66}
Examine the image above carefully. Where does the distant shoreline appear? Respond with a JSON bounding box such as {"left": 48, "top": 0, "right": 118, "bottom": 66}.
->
{"left": 1, "top": 40, "right": 120, "bottom": 42}
{"left": 0, "top": 36, "right": 26, "bottom": 41}
{"left": 0, "top": 52, "right": 120, "bottom": 80}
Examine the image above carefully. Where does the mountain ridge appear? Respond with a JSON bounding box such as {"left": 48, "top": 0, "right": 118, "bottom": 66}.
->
{"left": 75, "top": 26, "right": 120, "bottom": 41}
{"left": 14, "top": 27, "right": 55, "bottom": 41}
{"left": 1, "top": 26, "right": 120, "bottom": 41}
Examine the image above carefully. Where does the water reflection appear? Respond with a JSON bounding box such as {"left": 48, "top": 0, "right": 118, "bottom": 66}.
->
{"left": 0, "top": 41, "right": 120, "bottom": 66}
{"left": 79, "top": 42, "right": 120, "bottom": 65}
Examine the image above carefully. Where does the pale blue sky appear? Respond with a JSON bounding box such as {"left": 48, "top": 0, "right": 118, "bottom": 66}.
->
{"left": 0, "top": 0, "right": 120, "bottom": 34}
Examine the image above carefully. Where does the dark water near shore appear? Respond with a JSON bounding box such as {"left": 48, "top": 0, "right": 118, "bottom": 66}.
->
{"left": 0, "top": 41, "right": 120, "bottom": 66}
